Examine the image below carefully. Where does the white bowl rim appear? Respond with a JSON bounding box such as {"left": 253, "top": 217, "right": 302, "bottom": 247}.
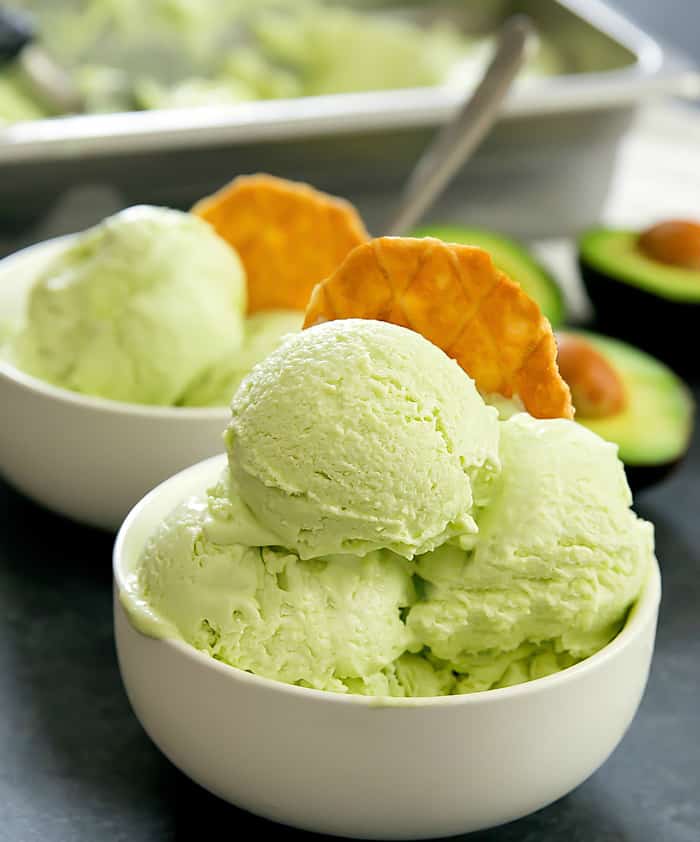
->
{"left": 0, "top": 235, "right": 231, "bottom": 420}
{"left": 114, "top": 455, "right": 662, "bottom": 709}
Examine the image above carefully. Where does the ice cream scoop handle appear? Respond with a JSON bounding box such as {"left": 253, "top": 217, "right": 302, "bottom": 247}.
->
{"left": 384, "top": 15, "right": 534, "bottom": 237}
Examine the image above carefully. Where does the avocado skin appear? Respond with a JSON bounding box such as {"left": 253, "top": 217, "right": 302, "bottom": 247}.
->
{"left": 579, "top": 258, "right": 698, "bottom": 375}
{"left": 625, "top": 461, "right": 683, "bottom": 494}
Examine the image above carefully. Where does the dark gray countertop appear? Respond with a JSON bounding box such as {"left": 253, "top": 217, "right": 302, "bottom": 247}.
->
{"left": 1, "top": 384, "right": 699, "bottom": 842}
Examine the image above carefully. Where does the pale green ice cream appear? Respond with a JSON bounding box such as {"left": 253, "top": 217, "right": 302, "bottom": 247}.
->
{"left": 133, "top": 460, "right": 461, "bottom": 696}
{"left": 129, "top": 321, "right": 654, "bottom": 698}
{"left": 408, "top": 413, "right": 654, "bottom": 692}
{"left": 11, "top": 206, "right": 246, "bottom": 406}
{"left": 0, "top": 68, "right": 50, "bottom": 125}
{"left": 248, "top": 4, "right": 465, "bottom": 97}
{"left": 2, "top": 1, "right": 564, "bottom": 123}
{"left": 181, "top": 310, "right": 303, "bottom": 408}
{"left": 137, "top": 471, "right": 420, "bottom": 695}
{"left": 225, "top": 319, "right": 501, "bottom": 560}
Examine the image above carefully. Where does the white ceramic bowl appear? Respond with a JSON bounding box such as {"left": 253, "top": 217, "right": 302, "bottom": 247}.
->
{"left": 0, "top": 239, "right": 228, "bottom": 530}
{"left": 114, "top": 455, "right": 661, "bottom": 840}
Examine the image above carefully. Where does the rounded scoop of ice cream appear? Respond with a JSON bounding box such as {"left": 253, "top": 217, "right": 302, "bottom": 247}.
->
{"left": 137, "top": 475, "right": 416, "bottom": 694}
{"left": 408, "top": 413, "right": 654, "bottom": 690}
{"left": 181, "top": 310, "right": 303, "bottom": 407}
{"left": 225, "top": 319, "right": 501, "bottom": 560}
{"left": 12, "top": 206, "right": 246, "bottom": 406}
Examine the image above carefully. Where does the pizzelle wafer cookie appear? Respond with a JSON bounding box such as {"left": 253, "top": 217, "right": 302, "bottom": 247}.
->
{"left": 193, "top": 174, "right": 369, "bottom": 313}
{"left": 304, "top": 236, "right": 573, "bottom": 419}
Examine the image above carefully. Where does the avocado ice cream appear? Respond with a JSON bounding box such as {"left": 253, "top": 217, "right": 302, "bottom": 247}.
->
{"left": 226, "top": 319, "right": 500, "bottom": 559}
{"left": 408, "top": 412, "right": 654, "bottom": 692}
{"left": 128, "top": 318, "right": 654, "bottom": 697}
{"left": 1, "top": 1, "right": 563, "bottom": 123}
{"left": 10, "top": 205, "right": 247, "bottom": 406}
{"left": 181, "top": 310, "right": 303, "bottom": 408}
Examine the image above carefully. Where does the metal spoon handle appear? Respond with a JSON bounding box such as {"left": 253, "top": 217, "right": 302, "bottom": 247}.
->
{"left": 384, "top": 15, "right": 534, "bottom": 236}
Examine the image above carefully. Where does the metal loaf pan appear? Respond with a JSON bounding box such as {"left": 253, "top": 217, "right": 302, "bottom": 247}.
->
{"left": 0, "top": 0, "right": 697, "bottom": 236}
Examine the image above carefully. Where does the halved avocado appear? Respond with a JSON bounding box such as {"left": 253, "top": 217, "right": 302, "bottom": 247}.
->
{"left": 578, "top": 225, "right": 700, "bottom": 373}
{"left": 557, "top": 329, "right": 694, "bottom": 492}
{"left": 412, "top": 225, "right": 565, "bottom": 327}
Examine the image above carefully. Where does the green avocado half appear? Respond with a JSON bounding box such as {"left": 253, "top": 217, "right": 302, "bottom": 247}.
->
{"left": 411, "top": 225, "right": 565, "bottom": 327}
{"left": 560, "top": 329, "right": 694, "bottom": 492}
{"left": 578, "top": 227, "right": 700, "bottom": 373}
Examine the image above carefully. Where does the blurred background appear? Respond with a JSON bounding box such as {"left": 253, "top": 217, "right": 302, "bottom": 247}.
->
{"left": 615, "top": 0, "right": 699, "bottom": 66}
{"left": 1, "top": 0, "right": 699, "bottom": 242}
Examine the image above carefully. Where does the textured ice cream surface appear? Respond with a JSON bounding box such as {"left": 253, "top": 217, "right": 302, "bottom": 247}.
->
{"left": 181, "top": 310, "right": 303, "bottom": 407}
{"left": 132, "top": 413, "right": 654, "bottom": 697}
{"left": 135, "top": 470, "right": 465, "bottom": 697}
{"left": 11, "top": 206, "right": 246, "bottom": 406}
{"left": 129, "top": 329, "right": 654, "bottom": 698}
{"left": 408, "top": 413, "right": 654, "bottom": 690}
{"left": 138, "top": 474, "right": 419, "bottom": 695}
{"left": 226, "top": 319, "right": 501, "bottom": 560}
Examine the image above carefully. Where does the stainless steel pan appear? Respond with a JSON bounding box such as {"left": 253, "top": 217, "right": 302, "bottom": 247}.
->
{"left": 0, "top": 0, "right": 696, "bottom": 235}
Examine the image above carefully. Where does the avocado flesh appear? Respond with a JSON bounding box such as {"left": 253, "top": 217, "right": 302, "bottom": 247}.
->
{"left": 412, "top": 225, "right": 565, "bottom": 326}
{"left": 579, "top": 228, "right": 700, "bottom": 302}
{"left": 564, "top": 331, "right": 694, "bottom": 473}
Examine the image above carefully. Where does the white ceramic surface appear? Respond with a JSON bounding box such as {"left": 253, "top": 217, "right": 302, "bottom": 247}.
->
{"left": 0, "top": 240, "right": 228, "bottom": 530}
{"left": 114, "top": 456, "right": 661, "bottom": 840}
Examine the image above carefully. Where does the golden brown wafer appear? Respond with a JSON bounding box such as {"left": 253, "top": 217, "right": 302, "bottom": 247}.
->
{"left": 193, "top": 174, "right": 369, "bottom": 313}
{"left": 304, "top": 236, "right": 573, "bottom": 419}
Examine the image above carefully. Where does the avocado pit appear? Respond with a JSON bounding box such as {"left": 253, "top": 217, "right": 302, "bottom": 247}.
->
{"left": 638, "top": 219, "right": 700, "bottom": 271}
{"left": 553, "top": 330, "right": 694, "bottom": 492}
{"left": 556, "top": 333, "right": 626, "bottom": 420}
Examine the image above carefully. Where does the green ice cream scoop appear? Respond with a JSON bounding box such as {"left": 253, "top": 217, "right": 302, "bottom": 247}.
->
{"left": 408, "top": 412, "right": 654, "bottom": 691}
{"left": 136, "top": 471, "right": 420, "bottom": 695}
{"left": 225, "top": 319, "right": 501, "bottom": 560}
{"left": 181, "top": 310, "right": 303, "bottom": 407}
{"left": 12, "top": 205, "right": 246, "bottom": 405}
{"left": 129, "top": 321, "right": 654, "bottom": 698}
{"left": 130, "top": 386, "right": 654, "bottom": 697}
